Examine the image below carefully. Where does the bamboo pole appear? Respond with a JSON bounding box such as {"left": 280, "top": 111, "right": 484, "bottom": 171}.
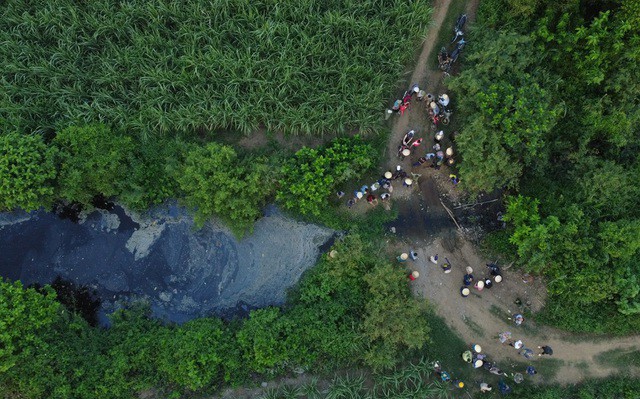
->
{"left": 440, "top": 200, "right": 462, "bottom": 230}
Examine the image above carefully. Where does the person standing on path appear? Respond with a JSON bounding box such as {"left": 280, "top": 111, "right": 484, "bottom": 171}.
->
{"left": 538, "top": 345, "right": 553, "bottom": 356}
{"left": 397, "top": 253, "right": 409, "bottom": 263}
{"left": 442, "top": 257, "right": 452, "bottom": 273}
{"left": 520, "top": 348, "right": 534, "bottom": 359}
{"left": 498, "top": 331, "right": 512, "bottom": 344}
{"left": 479, "top": 382, "right": 492, "bottom": 393}
{"left": 509, "top": 339, "right": 523, "bottom": 350}
{"left": 463, "top": 271, "right": 474, "bottom": 286}
{"left": 510, "top": 313, "right": 524, "bottom": 326}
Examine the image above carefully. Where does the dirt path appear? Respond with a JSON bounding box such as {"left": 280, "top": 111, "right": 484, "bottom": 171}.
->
{"left": 389, "top": 0, "right": 640, "bottom": 385}
{"left": 408, "top": 236, "right": 640, "bottom": 383}
{"left": 384, "top": 0, "right": 452, "bottom": 180}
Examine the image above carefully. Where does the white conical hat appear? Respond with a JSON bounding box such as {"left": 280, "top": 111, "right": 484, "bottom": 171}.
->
{"left": 402, "top": 148, "right": 411, "bottom": 156}
{"left": 430, "top": 101, "right": 437, "bottom": 109}
{"left": 446, "top": 147, "right": 454, "bottom": 156}
{"left": 495, "top": 275, "right": 503, "bottom": 282}
{"left": 404, "top": 178, "right": 413, "bottom": 185}
{"left": 400, "top": 253, "right": 409, "bottom": 260}
{"left": 384, "top": 171, "right": 393, "bottom": 179}
{"left": 461, "top": 288, "right": 470, "bottom": 296}
{"left": 473, "top": 344, "right": 482, "bottom": 353}
{"left": 411, "top": 271, "right": 420, "bottom": 278}
{"left": 476, "top": 280, "right": 485, "bottom": 289}
{"left": 474, "top": 359, "right": 483, "bottom": 368}
{"left": 465, "top": 267, "right": 473, "bottom": 274}
{"left": 440, "top": 94, "right": 449, "bottom": 101}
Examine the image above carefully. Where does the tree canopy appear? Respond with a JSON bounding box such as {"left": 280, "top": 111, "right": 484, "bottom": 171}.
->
{"left": 456, "top": 0, "right": 640, "bottom": 332}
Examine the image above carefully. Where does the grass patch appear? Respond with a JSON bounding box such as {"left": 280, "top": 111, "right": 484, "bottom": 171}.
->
{"left": 489, "top": 304, "right": 511, "bottom": 320}
{"left": 464, "top": 317, "right": 486, "bottom": 338}
{"left": 531, "top": 358, "right": 564, "bottom": 381}
{"left": 508, "top": 358, "right": 564, "bottom": 382}
{"left": 595, "top": 349, "right": 640, "bottom": 370}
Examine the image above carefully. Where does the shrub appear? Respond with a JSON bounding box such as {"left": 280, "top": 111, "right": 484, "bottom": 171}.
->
{"left": 0, "top": 132, "right": 56, "bottom": 211}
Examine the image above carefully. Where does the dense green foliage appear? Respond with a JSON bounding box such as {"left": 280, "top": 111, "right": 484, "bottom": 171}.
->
{"left": 0, "top": 133, "right": 56, "bottom": 211}
{"left": 277, "top": 137, "right": 373, "bottom": 216}
{"left": 0, "top": 0, "right": 431, "bottom": 138}
{"left": 178, "top": 142, "right": 275, "bottom": 233}
{"left": 0, "top": 123, "right": 377, "bottom": 235}
{"left": 53, "top": 125, "right": 134, "bottom": 204}
{"left": 268, "top": 373, "right": 640, "bottom": 399}
{"left": 0, "top": 281, "right": 60, "bottom": 374}
{"left": 509, "top": 376, "right": 640, "bottom": 399}
{"left": 452, "top": 0, "right": 640, "bottom": 333}
{"left": 0, "top": 235, "right": 430, "bottom": 397}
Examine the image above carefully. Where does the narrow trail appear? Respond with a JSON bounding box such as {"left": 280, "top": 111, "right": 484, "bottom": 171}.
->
{"left": 388, "top": 0, "right": 640, "bottom": 385}
{"left": 385, "top": 0, "right": 452, "bottom": 178}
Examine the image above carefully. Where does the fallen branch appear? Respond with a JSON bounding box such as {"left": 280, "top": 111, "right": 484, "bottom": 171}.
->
{"left": 440, "top": 200, "right": 462, "bottom": 230}
{"left": 453, "top": 198, "right": 500, "bottom": 210}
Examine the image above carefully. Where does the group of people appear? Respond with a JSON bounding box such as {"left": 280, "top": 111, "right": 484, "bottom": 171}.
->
{"left": 389, "top": 83, "right": 423, "bottom": 116}
{"left": 343, "top": 163, "right": 418, "bottom": 209}
{"left": 458, "top": 264, "right": 503, "bottom": 297}
{"left": 434, "top": 361, "right": 466, "bottom": 390}
{"left": 458, "top": 339, "right": 548, "bottom": 394}
{"left": 411, "top": 129, "right": 456, "bottom": 170}
{"left": 500, "top": 331, "right": 554, "bottom": 360}
{"left": 427, "top": 93, "right": 452, "bottom": 126}
{"left": 396, "top": 250, "right": 420, "bottom": 281}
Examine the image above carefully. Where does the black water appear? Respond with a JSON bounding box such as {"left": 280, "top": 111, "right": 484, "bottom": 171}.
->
{"left": 0, "top": 204, "right": 334, "bottom": 325}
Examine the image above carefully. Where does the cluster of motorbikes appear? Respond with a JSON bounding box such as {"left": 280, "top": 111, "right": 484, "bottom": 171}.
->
{"left": 438, "top": 14, "right": 467, "bottom": 75}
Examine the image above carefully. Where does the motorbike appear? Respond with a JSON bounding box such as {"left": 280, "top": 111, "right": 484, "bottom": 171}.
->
{"left": 451, "top": 14, "right": 467, "bottom": 43}
{"left": 450, "top": 39, "right": 466, "bottom": 63}
{"left": 402, "top": 130, "right": 415, "bottom": 146}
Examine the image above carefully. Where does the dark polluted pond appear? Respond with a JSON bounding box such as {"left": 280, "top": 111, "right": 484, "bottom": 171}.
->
{"left": 0, "top": 203, "right": 334, "bottom": 324}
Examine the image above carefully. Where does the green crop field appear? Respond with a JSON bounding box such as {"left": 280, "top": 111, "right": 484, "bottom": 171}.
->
{"left": 0, "top": 0, "right": 431, "bottom": 139}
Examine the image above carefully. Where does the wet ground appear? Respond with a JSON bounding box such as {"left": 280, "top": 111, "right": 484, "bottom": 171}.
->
{"left": 0, "top": 203, "right": 334, "bottom": 324}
